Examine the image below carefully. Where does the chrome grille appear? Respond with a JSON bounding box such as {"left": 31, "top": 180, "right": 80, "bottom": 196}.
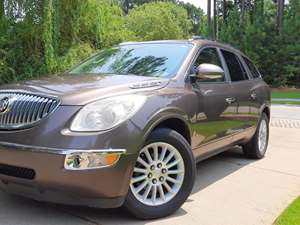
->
{"left": 0, "top": 92, "right": 60, "bottom": 130}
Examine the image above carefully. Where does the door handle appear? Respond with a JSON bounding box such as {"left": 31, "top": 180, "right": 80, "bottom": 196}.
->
{"left": 225, "top": 97, "right": 236, "bottom": 104}
{"left": 250, "top": 92, "right": 257, "bottom": 100}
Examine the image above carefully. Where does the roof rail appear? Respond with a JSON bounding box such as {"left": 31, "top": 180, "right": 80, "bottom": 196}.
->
{"left": 190, "top": 36, "right": 209, "bottom": 40}
{"left": 119, "top": 41, "right": 138, "bottom": 45}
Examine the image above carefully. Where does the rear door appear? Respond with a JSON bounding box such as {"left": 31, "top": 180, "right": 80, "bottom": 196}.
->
{"left": 242, "top": 56, "right": 263, "bottom": 122}
{"left": 220, "top": 49, "right": 256, "bottom": 136}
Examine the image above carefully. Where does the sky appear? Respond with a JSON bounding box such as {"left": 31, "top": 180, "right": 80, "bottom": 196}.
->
{"left": 182, "top": 0, "right": 207, "bottom": 13}
{"left": 183, "top": 0, "right": 289, "bottom": 14}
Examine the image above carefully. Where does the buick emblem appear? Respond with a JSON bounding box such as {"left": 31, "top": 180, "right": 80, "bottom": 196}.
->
{"left": 0, "top": 97, "right": 11, "bottom": 113}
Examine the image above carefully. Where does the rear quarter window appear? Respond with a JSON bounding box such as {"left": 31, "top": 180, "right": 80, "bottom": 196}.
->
{"left": 243, "top": 57, "right": 261, "bottom": 79}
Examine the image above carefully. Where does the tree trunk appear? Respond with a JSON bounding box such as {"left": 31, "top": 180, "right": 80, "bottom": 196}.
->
{"left": 253, "top": 0, "right": 264, "bottom": 23}
{"left": 42, "top": 0, "right": 56, "bottom": 72}
{"left": 240, "top": 0, "right": 245, "bottom": 25}
{"left": 223, "top": 0, "right": 226, "bottom": 23}
{"left": 124, "top": 0, "right": 129, "bottom": 14}
{"left": 277, "top": 0, "right": 285, "bottom": 34}
{"left": 213, "top": 0, "right": 217, "bottom": 39}
{"left": 207, "top": 0, "right": 212, "bottom": 37}
{"left": 0, "top": 0, "right": 4, "bottom": 18}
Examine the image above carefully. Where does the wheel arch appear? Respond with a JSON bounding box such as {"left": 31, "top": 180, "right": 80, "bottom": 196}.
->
{"left": 261, "top": 105, "right": 271, "bottom": 121}
{"left": 143, "top": 108, "right": 192, "bottom": 146}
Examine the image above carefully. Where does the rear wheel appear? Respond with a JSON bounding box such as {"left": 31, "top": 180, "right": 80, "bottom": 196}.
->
{"left": 243, "top": 113, "right": 269, "bottom": 159}
{"left": 124, "top": 128, "right": 195, "bottom": 219}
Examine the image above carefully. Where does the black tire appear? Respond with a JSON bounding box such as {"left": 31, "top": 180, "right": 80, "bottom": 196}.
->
{"left": 243, "top": 113, "right": 269, "bottom": 159}
{"left": 124, "top": 128, "right": 196, "bottom": 219}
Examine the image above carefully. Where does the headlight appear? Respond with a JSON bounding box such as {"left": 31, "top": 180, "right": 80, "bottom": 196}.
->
{"left": 70, "top": 95, "right": 146, "bottom": 131}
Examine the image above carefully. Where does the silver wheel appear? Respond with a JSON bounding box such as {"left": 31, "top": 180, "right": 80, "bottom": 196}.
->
{"left": 258, "top": 119, "right": 268, "bottom": 153}
{"left": 130, "top": 142, "right": 185, "bottom": 206}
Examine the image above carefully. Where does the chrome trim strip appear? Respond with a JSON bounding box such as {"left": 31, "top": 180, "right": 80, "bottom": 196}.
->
{"left": 0, "top": 141, "right": 127, "bottom": 155}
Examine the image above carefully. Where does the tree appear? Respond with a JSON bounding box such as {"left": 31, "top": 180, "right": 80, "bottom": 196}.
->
{"left": 178, "top": 2, "right": 205, "bottom": 34}
{"left": 125, "top": 2, "right": 191, "bottom": 40}
{"left": 0, "top": 0, "right": 299, "bottom": 87}
{"left": 0, "top": 0, "right": 129, "bottom": 83}
{"left": 283, "top": 0, "right": 300, "bottom": 86}
{"left": 119, "top": 0, "right": 176, "bottom": 14}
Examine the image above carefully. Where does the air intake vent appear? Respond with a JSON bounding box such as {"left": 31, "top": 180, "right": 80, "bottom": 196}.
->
{"left": 0, "top": 163, "right": 35, "bottom": 179}
{"left": 0, "top": 92, "right": 60, "bottom": 130}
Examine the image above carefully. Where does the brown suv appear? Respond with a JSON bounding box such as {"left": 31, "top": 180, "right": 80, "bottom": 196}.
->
{"left": 0, "top": 38, "right": 270, "bottom": 219}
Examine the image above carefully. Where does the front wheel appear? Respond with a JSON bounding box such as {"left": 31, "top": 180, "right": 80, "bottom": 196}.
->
{"left": 243, "top": 113, "right": 269, "bottom": 159}
{"left": 124, "top": 128, "right": 196, "bottom": 219}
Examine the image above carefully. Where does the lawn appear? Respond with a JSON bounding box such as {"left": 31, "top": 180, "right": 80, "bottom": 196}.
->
{"left": 272, "top": 89, "right": 300, "bottom": 105}
{"left": 272, "top": 90, "right": 300, "bottom": 99}
{"left": 274, "top": 197, "right": 300, "bottom": 225}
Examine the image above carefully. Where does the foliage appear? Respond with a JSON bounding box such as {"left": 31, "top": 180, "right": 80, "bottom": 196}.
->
{"left": 0, "top": 0, "right": 299, "bottom": 87}
{"left": 177, "top": 1, "right": 205, "bottom": 34}
{"left": 0, "top": 0, "right": 131, "bottom": 83}
{"left": 120, "top": 0, "right": 175, "bottom": 14}
{"left": 216, "top": 0, "right": 300, "bottom": 86}
{"left": 125, "top": 2, "right": 191, "bottom": 41}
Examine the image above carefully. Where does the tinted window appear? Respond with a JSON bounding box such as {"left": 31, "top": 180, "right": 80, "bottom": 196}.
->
{"left": 243, "top": 57, "right": 261, "bottom": 79}
{"left": 238, "top": 56, "right": 249, "bottom": 80}
{"left": 221, "top": 50, "right": 246, "bottom": 82}
{"left": 192, "top": 47, "right": 225, "bottom": 82}
{"left": 70, "top": 43, "right": 192, "bottom": 78}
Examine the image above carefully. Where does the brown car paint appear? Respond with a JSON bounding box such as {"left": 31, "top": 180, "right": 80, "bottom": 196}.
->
{"left": 0, "top": 39, "right": 270, "bottom": 208}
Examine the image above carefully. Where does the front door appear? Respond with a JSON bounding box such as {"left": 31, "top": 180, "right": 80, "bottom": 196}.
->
{"left": 190, "top": 47, "right": 238, "bottom": 158}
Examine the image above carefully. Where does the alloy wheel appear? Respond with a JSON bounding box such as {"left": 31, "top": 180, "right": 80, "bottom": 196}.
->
{"left": 130, "top": 142, "right": 185, "bottom": 206}
{"left": 258, "top": 119, "right": 268, "bottom": 153}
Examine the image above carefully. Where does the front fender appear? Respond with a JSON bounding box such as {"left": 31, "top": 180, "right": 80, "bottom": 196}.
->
{"left": 142, "top": 106, "right": 191, "bottom": 141}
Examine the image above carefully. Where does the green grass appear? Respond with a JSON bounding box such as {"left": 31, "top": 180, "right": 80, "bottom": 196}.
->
{"left": 274, "top": 197, "right": 300, "bottom": 225}
{"left": 271, "top": 90, "right": 300, "bottom": 105}
{"left": 272, "top": 91, "right": 300, "bottom": 99}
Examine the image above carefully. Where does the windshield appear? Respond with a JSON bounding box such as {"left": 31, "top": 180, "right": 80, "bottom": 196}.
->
{"left": 69, "top": 43, "right": 192, "bottom": 77}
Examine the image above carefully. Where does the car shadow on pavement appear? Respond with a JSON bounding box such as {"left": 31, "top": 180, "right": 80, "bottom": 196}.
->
{"left": 191, "top": 146, "right": 255, "bottom": 195}
{"left": 0, "top": 147, "right": 256, "bottom": 225}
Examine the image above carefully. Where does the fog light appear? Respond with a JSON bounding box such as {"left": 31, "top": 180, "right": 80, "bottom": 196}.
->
{"left": 64, "top": 150, "right": 125, "bottom": 170}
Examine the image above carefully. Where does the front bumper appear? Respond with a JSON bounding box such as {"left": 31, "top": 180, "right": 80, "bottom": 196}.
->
{"left": 0, "top": 142, "right": 136, "bottom": 208}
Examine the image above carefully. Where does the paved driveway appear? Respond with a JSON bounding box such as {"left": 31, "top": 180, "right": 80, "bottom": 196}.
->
{"left": 1, "top": 105, "right": 300, "bottom": 225}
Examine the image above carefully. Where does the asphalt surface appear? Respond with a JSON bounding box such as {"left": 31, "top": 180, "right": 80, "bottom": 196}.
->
{"left": 0, "top": 104, "right": 300, "bottom": 225}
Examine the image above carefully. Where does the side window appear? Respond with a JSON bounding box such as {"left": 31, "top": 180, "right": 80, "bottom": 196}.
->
{"left": 243, "top": 56, "right": 261, "bottom": 79}
{"left": 192, "top": 47, "right": 225, "bottom": 82}
{"left": 221, "top": 50, "right": 246, "bottom": 82}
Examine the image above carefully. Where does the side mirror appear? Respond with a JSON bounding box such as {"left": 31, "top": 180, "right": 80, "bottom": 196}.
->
{"left": 192, "top": 63, "right": 224, "bottom": 82}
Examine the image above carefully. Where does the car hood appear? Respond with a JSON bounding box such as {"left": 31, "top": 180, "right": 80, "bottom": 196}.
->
{"left": 0, "top": 74, "right": 170, "bottom": 105}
